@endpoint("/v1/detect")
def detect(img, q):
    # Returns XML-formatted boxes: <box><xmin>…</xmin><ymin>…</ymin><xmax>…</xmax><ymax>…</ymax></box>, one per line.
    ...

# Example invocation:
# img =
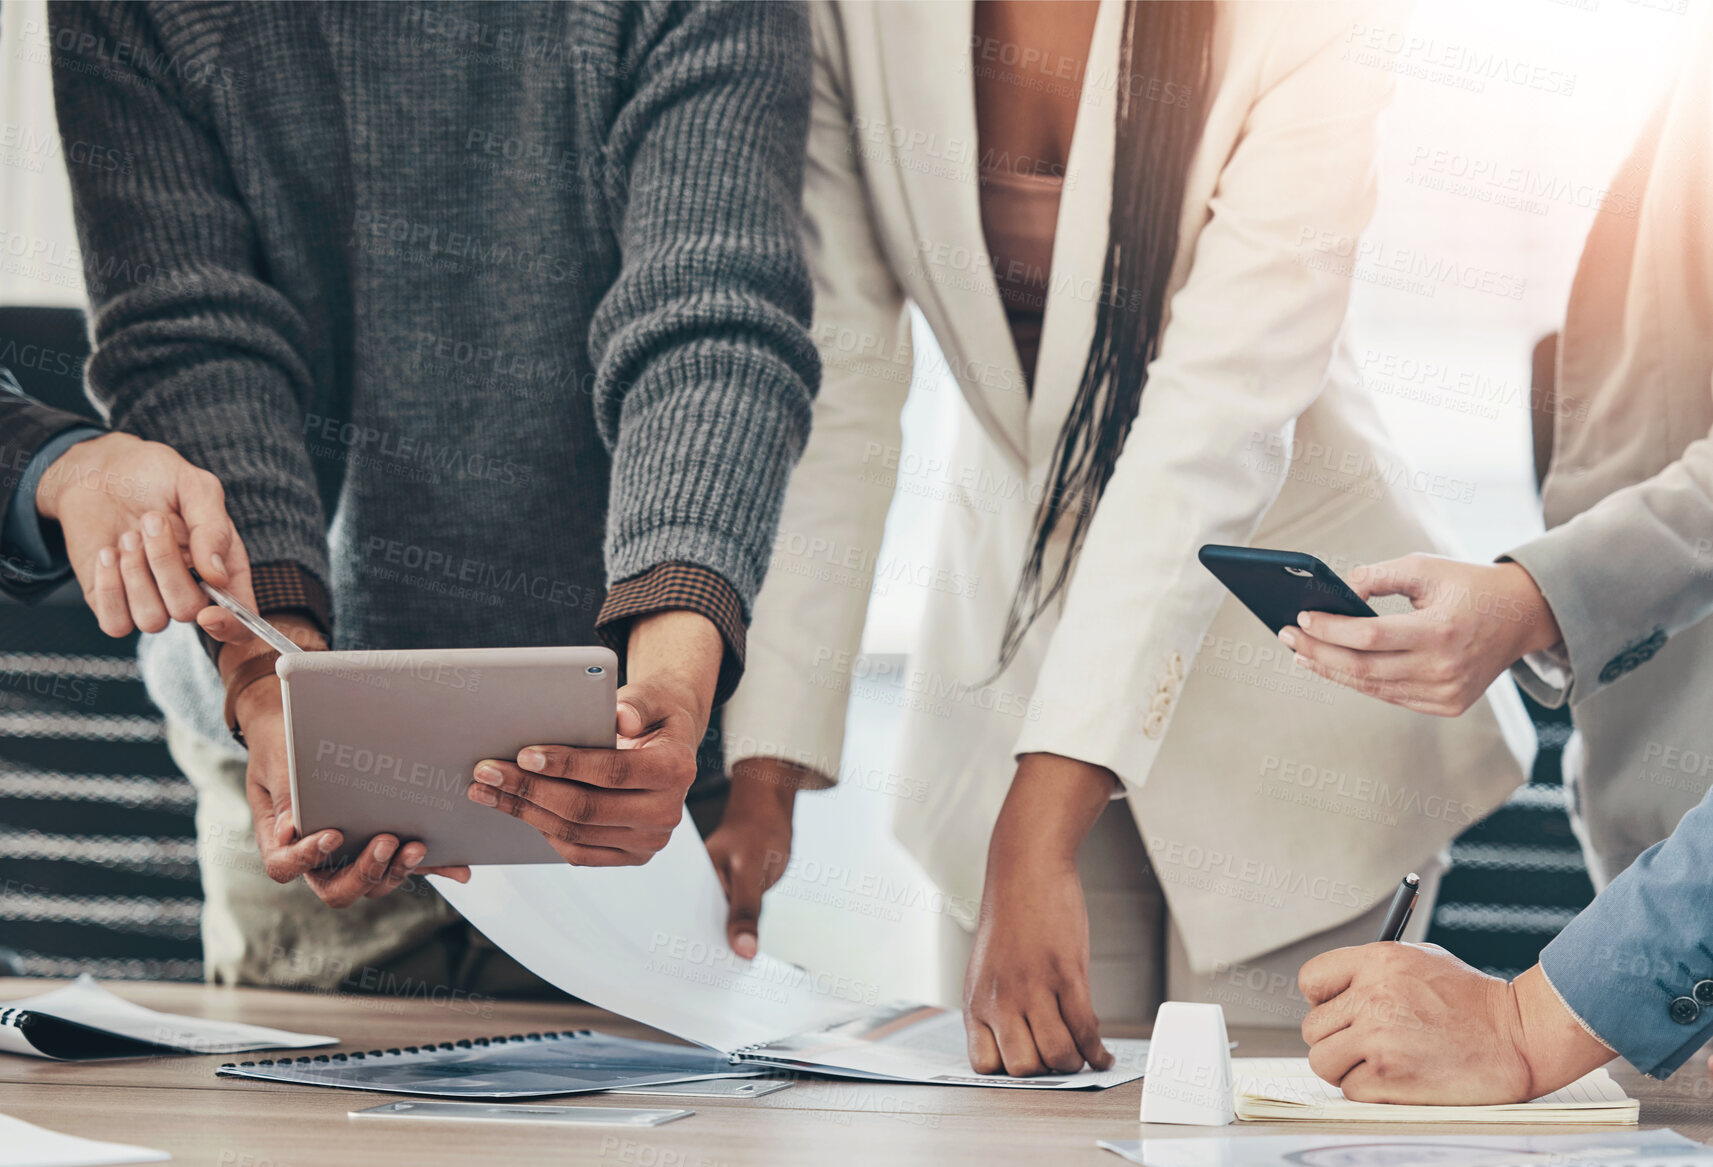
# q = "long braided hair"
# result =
<box><xmin>997</xmin><ymin>1</ymin><xmax>1215</xmax><ymax>669</ymax></box>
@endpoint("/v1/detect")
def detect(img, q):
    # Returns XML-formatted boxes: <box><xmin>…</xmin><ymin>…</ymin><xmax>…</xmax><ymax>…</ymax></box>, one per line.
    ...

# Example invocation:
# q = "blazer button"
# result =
<box><xmin>1669</xmin><ymin>996</ymin><xmax>1701</xmax><ymax>1025</ymax></box>
<box><xmin>1695</xmin><ymin>979</ymin><xmax>1713</xmax><ymax>1006</ymax></box>
<box><xmin>1142</xmin><ymin>711</ymin><xmax>1167</xmax><ymax>740</ymax></box>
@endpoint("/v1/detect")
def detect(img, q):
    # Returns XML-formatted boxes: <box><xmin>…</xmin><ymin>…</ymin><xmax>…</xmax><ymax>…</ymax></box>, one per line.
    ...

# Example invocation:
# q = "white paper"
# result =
<box><xmin>432</xmin><ymin>818</ymin><xmax>857</xmax><ymax>1053</ymax></box>
<box><xmin>0</xmin><ymin>976</ymin><xmax>334</xmax><ymax>1057</ymax></box>
<box><xmin>741</xmin><ymin>1003</ymin><xmax>1150</xmax><ymax>1088</ymax></box>
<box><xmin>432</xmin><ymin>820</ymin><xmax>1143</xmax><ymax>1087</ymax></box>
<box><xmin>1101</xmin><ymin>1130</ymin><xmax>1713</xmax><ymax>1167</ymax></box>
<box><xmin>0</xmin><ymin>1111</ymin><xmax>169</xmax><ymax>1167</ymax></box>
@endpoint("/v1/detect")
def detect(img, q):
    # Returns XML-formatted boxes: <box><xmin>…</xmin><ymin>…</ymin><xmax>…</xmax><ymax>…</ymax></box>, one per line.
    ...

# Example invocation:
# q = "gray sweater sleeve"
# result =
<box><xmin>590</xmin><ymin>1</ymin><xmax>820</xmax><ymax>607</ymax></box>
<box><xmin>48</xmin><ymin>1</ymin><xmax>331</xmax><ymax>590</ymax></box>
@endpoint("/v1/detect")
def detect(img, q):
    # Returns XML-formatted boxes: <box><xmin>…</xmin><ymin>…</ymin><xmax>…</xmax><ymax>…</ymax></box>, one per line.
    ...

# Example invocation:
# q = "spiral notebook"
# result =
<box><xmin>216</xmin><ymin>1029</ymin><xmax>764</xmax><ymax>1098</ymax></box>
<box><xmin>0</xmin><ymin>975</ymin><xmax>334</xmax><ymax>1060</ymax></box>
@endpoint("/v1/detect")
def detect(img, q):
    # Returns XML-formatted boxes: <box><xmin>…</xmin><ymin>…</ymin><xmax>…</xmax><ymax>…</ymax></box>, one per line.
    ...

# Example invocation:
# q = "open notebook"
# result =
<box><xmin>430</xmin><ymin>819</ymin><xmax>1149</xmax><ymax>1090</ymax></box>
<box><xmin>1233</xmin><ymin>1058</ymin><xmax>1639</xmax><ymax>1123</ymax></box>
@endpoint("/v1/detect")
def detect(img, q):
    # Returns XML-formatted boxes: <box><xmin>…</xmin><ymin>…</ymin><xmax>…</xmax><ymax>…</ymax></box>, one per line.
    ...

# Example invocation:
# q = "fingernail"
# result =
<box><xmin>518</xmin><ymin>748</ymin><xmax>546</xmax><ymax>771</ymax></box>
<box><xmin>211</xmin><ymin>552</ymin><xmax>226</xmax><ymax>575</ymax></box>
<box><xmin>1298</xmin><ymin>612</ymin><xmax>1314</xmax><ymax>631</ymax></box>
<box><xmin>473</xmin><ymin>762</ymin><xmax>503</xmax><ymax>785</ymax></box>
<box><xmin>98</xmin><ymin>548</ymin><xmax>116</xmax><ymax>567</ymax></box>
<box><xmin>1278</xmin><ymin>628</ymin><xmax>1298</xmax><ymax>650</ymax></box>
<box><xmin>142</xmin><ymin>512</ymin><xmax>163</xmax><ymax>537</ymax></box>
<box><xmin>734</xmin><ymin>933</ymin><xmax>758</xmax><ymax>959</ymax></box>
<box><xmin>403</xmin><ymin>847</ymin><xmax>425</xmax><ymax>869</ymax></box>
<box><xmin>374</xmin><ymin>838</ymin><xmax>397</xmax><ymax>863</ymax></box>
<box><xmin>469</xmin><ymin>784</ymin><xmax>498</xmax><ymax>806</ymax></box>
<box><xmin>120</xmin><ymin>531</ymin><xmax>140</xmax><ymax>552</ymax></box>
<box><xmin>1295</xmin><ymin>654</ymin><xmax>1311</xmax><ymax>669</ymax></box>
<box><xmin>318</xmin><ymin>832</ymin><xmax>340</xmax><ymax>853</ymax></box>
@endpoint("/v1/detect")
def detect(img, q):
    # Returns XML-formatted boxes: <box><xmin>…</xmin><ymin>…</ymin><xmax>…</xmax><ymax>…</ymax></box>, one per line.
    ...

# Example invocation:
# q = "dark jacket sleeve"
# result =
<box><xmin>590</xmin><ymin>0</ymin><xmax>820</xmax><ymax>612</ymax></box>
<box><xmin>0</xmin><ymin>388</ymin><xmax>96</xmax><ymax>600</ymax></box>
<box><xmin>47</xmin><ymin>1</ymin><xmax>331</xmax><ymax>593</ymax></box>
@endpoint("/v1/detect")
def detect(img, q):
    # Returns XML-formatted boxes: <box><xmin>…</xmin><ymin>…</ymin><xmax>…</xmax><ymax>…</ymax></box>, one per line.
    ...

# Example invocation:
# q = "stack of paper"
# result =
<box><xmin>1232</xmin><ymin>1057</ymin><xmax>1639</xmax><ymax>1123</ymax></box>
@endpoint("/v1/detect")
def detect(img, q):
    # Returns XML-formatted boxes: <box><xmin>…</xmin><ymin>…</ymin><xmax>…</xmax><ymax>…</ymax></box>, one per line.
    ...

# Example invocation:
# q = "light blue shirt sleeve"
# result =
<box><xmin>1539</xmin><ymin>781</ymin><xmax>1713</xmax><ymax>1078</ymax></box>
<box><xmin>0</xmin><ymin>427</ymin><xmax>103</xmax><ymax>582</ymax></box>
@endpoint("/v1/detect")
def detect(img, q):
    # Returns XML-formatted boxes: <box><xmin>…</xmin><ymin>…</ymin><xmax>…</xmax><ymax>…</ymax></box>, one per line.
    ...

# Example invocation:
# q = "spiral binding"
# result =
<box><xmin>218</xmin><ymin>1028</ymin><xmax>592</xmax><ymax>1069</ymax></box>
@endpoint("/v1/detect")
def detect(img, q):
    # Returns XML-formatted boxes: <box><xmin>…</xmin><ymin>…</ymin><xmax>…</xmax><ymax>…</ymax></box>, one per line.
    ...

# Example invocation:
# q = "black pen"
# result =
<box><xmin>1376</xmin><ymin>873</ymin><xmax>1420</xmax><ymax>942</ymax></box>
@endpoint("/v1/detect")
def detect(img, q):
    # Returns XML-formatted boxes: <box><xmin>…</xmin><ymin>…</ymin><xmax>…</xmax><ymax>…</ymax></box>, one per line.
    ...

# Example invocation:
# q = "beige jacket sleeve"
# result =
<box><xmin>722</xmin><ymin>3</ymin><xmax>911</xmax><ymax>784</ymax></box>
<box><xmin>1508</xmin><ymin>396</ymin><xmax>1713</xmax><ymax>708</ymax></box>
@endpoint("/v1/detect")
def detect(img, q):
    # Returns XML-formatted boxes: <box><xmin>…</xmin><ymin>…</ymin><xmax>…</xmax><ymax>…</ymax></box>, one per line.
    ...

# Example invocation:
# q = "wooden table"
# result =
<box><xmin>1</xmin><ymin>979</ymin><xmax>1708</xmax><ymax>1166</ymax></box>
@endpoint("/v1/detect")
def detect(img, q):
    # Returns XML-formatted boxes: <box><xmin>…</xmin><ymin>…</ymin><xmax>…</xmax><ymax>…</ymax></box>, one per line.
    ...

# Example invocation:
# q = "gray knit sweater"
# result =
<box><xmin>48</xmin><ymin>1</ymin><xmax>817</xmax><ymax>748</ymax></box>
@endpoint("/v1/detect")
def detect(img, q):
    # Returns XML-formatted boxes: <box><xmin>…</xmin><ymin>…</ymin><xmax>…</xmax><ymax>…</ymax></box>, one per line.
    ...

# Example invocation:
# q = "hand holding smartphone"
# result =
<box><xmin>1197</xmin><ymin>544</ymin><xmax>1376</xmax><ymax>634</ymax></box>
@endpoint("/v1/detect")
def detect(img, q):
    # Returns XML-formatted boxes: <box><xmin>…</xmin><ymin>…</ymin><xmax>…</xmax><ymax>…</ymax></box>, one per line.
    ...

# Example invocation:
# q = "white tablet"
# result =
<box><xmin>277</xmin><ymin>646</ymin><xmax>616</xmax><ymax>867</ymax></box>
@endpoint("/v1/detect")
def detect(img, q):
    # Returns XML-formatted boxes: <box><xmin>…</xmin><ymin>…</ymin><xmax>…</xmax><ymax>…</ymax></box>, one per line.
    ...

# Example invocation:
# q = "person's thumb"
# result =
<box><xmin>1351</xmin><ymin>555</ymin><xmax>1437</xmax><ymax>607</ymax></box>
<box><xmin>196</xmin><ymin>606</ymin><xmax>256</xmax><ymax>646</ymax></box>
<box><xmin>615</xmin><ymin>681</ymin><xmax>667</xmax><ymax>741</ymax></box>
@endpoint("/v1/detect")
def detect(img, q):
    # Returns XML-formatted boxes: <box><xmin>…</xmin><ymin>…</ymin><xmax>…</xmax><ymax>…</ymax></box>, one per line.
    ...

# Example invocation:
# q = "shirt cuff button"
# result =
<box><xmin>1669</xmin><ymin>996</ymin><xmax>1701</xmax><ymax>1025</ymax></box>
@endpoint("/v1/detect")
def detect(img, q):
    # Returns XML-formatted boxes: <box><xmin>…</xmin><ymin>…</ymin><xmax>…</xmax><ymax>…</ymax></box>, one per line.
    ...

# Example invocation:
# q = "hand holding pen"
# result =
<box><xmin>1377</xmin><ymin>872</ymin><xmax>1421</xmax><ymax>942</ymax></box>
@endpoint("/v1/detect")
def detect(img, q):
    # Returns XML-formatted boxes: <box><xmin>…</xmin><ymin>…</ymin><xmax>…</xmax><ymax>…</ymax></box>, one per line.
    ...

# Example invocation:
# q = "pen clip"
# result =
<box><xmin>197</xmin><ymin>578</ymin><xmax>304</xmax><ymax>657</ymax></box>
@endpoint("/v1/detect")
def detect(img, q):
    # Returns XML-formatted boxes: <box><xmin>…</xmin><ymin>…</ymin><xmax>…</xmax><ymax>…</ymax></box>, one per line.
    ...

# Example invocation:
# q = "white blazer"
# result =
<box><xmin>725</xmin><ymin>0</ymin><xmax>1532</xmax><ymax>970</ymax></box>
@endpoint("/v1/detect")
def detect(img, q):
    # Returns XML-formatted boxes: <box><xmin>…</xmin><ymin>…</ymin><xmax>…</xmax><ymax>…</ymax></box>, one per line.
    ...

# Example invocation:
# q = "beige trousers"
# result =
<box><xmin>168</xmin><ymin>720</ymin><xmax>560</xmax><ymax>998</ymax></box>
<box><xmin>941</xmin><ymin>802</ymin><xmax>1443</xmax><ymax>1027</ymax></box>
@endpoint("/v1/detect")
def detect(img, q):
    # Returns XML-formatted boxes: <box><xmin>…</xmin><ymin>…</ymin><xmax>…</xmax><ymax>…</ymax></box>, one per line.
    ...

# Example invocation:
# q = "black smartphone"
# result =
<box><xmin>1197</xmin><ymin>544</ymin><xmax>1376</xmax><ymax>635</ymax></box>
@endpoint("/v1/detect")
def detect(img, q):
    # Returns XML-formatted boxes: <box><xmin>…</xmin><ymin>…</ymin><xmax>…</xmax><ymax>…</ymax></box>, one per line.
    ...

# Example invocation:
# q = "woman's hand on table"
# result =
<box><xmin>964</xmin><ymin>752</ymin><xmax>1117</xmax><ymax>1077</ymax></box>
